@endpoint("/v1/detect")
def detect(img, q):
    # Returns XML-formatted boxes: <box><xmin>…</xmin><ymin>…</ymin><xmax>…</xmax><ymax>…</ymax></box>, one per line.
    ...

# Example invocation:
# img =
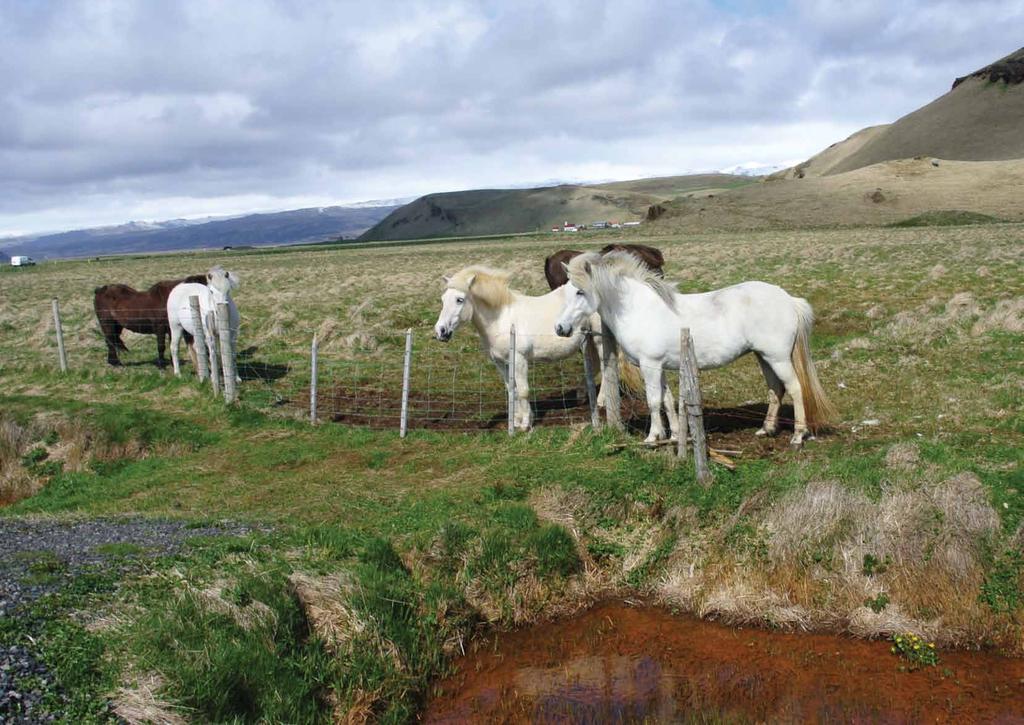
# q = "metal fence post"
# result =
<box><xmin>310</xmin><ymin>333</ymin><xmax>318</xmax><ymax>424</ymax></box>
<box><xmin>51</xmin><ymin>299</ymin><xmax>68</xmax><ymax>372</ymax></box>
<box><xmin>582</xmin><ymin>333</ymin><xmax>600</xmax><ymax>429</ymax></box>
<box><xmin>188</xmin><ymin>296</ymin><xmax>209</xmax><ymax>382</ymax></box>
<box><xmin>206</xmin><ymin>312</ymin><xmax>221</xmax><ymax>398</ymax></box>
<box><xmin>216</xmin><ymin>302</ymin><xmax>237</xmax><ymax>404</ymax></box>
<box><xmin>680</xmin><ymin>328</ymin><xmax>712</xmax><ymax>485</ymax></box>
<box><xmin>399</xmin><ymin>328</ymin><xmax>413</xmax><ymax>438</ymax></box>
<box><xmin>507</xmin><ymin>325</ymin><xmax>517</xmax><ymax>436</ymax></box>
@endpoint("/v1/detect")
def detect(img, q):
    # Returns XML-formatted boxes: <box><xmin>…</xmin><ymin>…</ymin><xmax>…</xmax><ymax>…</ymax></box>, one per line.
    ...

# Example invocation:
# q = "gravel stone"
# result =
<box><xmin>0</xmin><ymin>516</ymin><xmax>263</xmax><ymax>722</ymax></box>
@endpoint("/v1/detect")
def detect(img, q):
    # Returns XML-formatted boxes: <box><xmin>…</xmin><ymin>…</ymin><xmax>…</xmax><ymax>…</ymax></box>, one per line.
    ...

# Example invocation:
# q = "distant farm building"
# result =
<box><xmin>10</xmin><ymin>255</ymin><xmax>36</xmax><ymax>267</ymax></box>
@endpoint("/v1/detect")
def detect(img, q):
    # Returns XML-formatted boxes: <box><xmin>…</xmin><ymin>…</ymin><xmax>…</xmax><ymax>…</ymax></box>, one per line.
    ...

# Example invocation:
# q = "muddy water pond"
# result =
<box><xmin>425</xmin><ymin>602</ymin><xmax>1024</xmax><ymax>723</ymax></box>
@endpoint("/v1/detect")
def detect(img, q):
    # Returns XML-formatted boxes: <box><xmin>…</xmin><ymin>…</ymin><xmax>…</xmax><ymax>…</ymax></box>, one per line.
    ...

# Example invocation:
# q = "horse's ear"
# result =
<box><xmin>560</xmin><ymin>262</ymin><xmax>570</xmax><ymax>274</ymax></box>
<box><xmin>465</xmin><ymin>273</ymin><xmax>476</xmax><ymax>289</ymax></box>
<box><xmin>583</xmin><ymin>260</ymin><xmax>592</xmax><ymax>275</ymax></box>
<box><xmin>442</xmin><ymin>275</ymin><xmax>451</xmax><ymax>286</ymax></box>
<box><xmin>227</xmin><ymin>271</ymin><xmax>240</xmax><ymax>289</ymax></box>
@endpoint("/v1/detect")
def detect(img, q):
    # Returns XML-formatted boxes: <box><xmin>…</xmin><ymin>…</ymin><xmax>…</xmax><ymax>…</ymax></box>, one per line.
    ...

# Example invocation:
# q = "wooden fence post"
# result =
<box><xmin>216</xmin><ymin>302</ymin><xmax>237</xmax><ymax>404</ymax></box>
<box><xmin>51</xmin><ymin>299</ymin><xmax>68</xmax><ymax>372</ymax></box>
<box><xmin>188</xmin><ymin>296</ymin><xmax>209</xmax><ymax>382</ymax></box>
<box><xmin>677</xmin><ymin>330</ymin><xmax>689</xmax><ymax>460</ymax></box>
<box><xmin>310</xmin><ymin>333</ymin><xmax>318</xmax><ymax>424</ymax></box>
<box><xmin>399</xmin><ymin>328</ymin><xmax>413</xmax><ymax>438</ymax></box>
<box><xmin>582</xmin><ymin>333</ymin><xmax>600</xmax><ymax>430</ymax></box>
<box><xmin>599</xmin><ymin>322</ymin><xmax>623</xmax><ymax>430</ymax></box>
<box><xmin>679</xmin><ymin>328</ymin><xmax>712</xmax><ymax>485</ymax></box>
<box><xmin>507</xmin><ymin>325</ymin><xmax>517</xmax><ymax>436</ymax></box>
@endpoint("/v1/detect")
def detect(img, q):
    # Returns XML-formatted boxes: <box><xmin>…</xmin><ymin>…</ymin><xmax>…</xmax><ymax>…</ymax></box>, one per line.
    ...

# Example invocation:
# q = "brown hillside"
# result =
<box><xmin>825</xmin><ymin>47</ymin><xmax>1024</xmax><ymax>175</ymax></box>
<box><xmin>643</xmin><ymin>157</ymin><xmax>1024</xmax><ymax>232</ymax></box>
<box><xmin>769</xmin><ymin>125</ymin><xmax>890</xmax><ymax>180</ymax></box>
<box><xmin>774</xmin><ymin>47</ymin><xmax>1024</xmax><ymax>181</ymax></box>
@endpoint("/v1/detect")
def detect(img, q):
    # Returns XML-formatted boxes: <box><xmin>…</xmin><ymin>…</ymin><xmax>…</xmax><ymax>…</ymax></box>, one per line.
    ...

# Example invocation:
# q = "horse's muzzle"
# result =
<box><xmin>435</xmin><ymin>328</ymin><xmax>452</xmax><ymax>342</ymax></box>
<box><xmin>555</xmin><ymin>323</ymin><xmax>572</xmax><ymax>337</ymax></box>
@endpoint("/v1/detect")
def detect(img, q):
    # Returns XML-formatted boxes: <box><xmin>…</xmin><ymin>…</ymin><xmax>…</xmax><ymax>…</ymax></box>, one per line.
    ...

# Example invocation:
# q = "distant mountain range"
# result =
<box><xmin>0</xmin><ymin>204</ymin><xmax>401</xmax><ymax>260</ymax></box>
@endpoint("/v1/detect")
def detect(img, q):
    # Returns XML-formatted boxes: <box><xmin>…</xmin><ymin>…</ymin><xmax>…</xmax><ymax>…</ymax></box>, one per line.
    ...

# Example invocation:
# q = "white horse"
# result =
<box><xmin>554</xmin><ymin>252</ymin><xmax>836</xmax><ymax>446</ymax></box>
<box><xmin>434</xmin><ymin>266</ymin><xmax>617</xmax><ymax>431</ymax></box>
<box><xmin>167</xmin><ymin>266</ymin><xmax>241</xmax><ymax>379</ymax></box>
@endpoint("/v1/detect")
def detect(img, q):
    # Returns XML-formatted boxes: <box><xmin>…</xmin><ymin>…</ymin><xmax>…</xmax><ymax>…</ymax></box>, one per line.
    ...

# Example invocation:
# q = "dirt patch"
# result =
<box><xmin>424</xmin><ymin>601</ymin><xmax>1024</xmax><ymax>723</ymax></box>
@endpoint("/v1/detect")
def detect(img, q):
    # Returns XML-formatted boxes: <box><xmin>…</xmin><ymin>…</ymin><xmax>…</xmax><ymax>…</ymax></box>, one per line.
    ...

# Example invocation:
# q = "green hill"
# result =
<box><xmin>358</xmin><ymin>174</ymin><xmax>753</xmax><ymax>242</ymax></box>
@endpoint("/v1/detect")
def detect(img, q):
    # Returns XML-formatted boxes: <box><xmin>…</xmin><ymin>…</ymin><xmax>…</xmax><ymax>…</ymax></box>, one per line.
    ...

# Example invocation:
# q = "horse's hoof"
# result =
<box><xmin>789</xmin><ymin>433</ymin><xmax>806</xmax><ymax>448</ymax></box>
<box><xmin>756</xmin><ymin>427</ymin><xmax>777</xmax><ymax>437</ymax></box>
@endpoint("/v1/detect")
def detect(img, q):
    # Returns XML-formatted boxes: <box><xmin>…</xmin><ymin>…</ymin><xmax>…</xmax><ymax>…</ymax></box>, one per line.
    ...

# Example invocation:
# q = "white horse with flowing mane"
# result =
<box><xmin>554</xmin><ymin>252</ymin><xmax>836</xmax><ymax>446</ymax></box>
<box><xmin>434</xmin><ymin>266</ymin><xmax>607</xmax><ymax>430</ymax></box>
<box><xmin>167</xmin><ymin>266</ymin><xmax>241</xmax><ymax>379</ymax></box>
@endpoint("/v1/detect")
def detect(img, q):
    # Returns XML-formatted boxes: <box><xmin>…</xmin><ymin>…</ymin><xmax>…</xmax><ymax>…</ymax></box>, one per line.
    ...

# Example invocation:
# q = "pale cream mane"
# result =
<box><xmin>447</xmin><ymin>265</ymin><xmax>515</xmax><ymax>309</ymax></box>
<box><xmin>567</xmin><ymin>251</ymin><xmax>677</xmax><ymax>311</ymax></box>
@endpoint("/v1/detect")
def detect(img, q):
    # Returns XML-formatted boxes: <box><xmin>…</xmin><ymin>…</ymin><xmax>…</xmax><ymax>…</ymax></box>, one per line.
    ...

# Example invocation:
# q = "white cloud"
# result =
<box><xmin>0</xmin><ymin>0</ymin><xmax>1021</xmax><ymax>235</ymax></box>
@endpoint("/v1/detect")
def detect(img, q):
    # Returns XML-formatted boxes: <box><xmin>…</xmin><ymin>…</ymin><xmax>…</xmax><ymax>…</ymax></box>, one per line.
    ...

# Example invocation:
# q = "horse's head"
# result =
<box><xmin>434</xmin><ymin>275</ymin><xmax>474</xmax><ymax>342</ymax></box>
<box><xmin>555</xmin><ymin>254</ymin><xmax>600</xmax><ymax>337</ymax></box>
<box><xmin>207</xmin><ymin>266</ymin><xmax>240</xmax><ymax>302</ymax></box>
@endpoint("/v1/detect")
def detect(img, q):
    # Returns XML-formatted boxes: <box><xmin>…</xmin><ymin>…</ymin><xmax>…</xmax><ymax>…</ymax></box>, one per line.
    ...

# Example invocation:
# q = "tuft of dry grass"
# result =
<box><xmin>288</xmin><ymin>572</ymin><xmax>366</xmax><ymax>655</ymax></box>
<box><xmin>112</xmin><ymin>673</ymin><xmax>188</xmax><ymax>725</ymax></box>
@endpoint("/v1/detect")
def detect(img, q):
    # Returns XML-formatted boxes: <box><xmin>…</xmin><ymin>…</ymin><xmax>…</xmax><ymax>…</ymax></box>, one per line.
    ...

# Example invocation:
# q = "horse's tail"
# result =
<box><xmin>791</xmin><ymin>297</ymin><xmax>837</xmax><ymax>433</ymax></box>
<box><xmin>617</xmin><ymin>352</ymin><xmax>645</xmax><ymax>397</ymax></box>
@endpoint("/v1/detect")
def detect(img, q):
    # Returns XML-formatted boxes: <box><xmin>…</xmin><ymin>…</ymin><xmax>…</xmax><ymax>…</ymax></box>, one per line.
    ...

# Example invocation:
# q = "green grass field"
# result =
<box><xmin>1</xmin><ymin>223</ymin><xmax>1021</xmax><ymax>721</ymax></box>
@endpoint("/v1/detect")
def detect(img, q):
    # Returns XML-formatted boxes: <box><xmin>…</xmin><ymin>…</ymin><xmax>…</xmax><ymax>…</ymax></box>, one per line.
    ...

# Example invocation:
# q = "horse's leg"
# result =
<box><xmin>755</xmin><ymin>354</ymin><xmax>785</xmax><ymax>437</ymax></box>
<box><xmin>514</xmin><ymin>354</ymin><xmax>531</xmax><ymax>430</ymax></box>
<box><xmin>187</xmin><ymin>341</ymin><xmax>198</xmax><ymax>371</ymax></box>
<box><xmin>232</xmin><ymin>328</ymin><xmax>241</xmax><ymax>383</ymax></box>
<box><xmin>662</xmin><ymin>381</ymin><xmax>680</xmax><ymax>441</ymax></box>
<box><xmin>765</xmin><ymin>357</ymin><xmax>806</xmax><ymax>447</ymax></box>
<box><xmin>169</xmin><ymin>325</ymin><xmax>182</xmax><ymax>376</ymax></box>
<box><xmin>115</xmin><ymin>322</ymin><xmax>129</xmax><ymax>351</ymax></box>
<box><xmin>589</xmin><ymin>335</ymin><xmax>607</xmax><ymax>408</ymax></box>
<box><xmin>642</xmin><ymin>361</ymin><xmax>666</xmax><ymax>443</ymax></box>
<box><xmin>156</xmin><ymin>330</ymin><xmax>167</xmax><ymax>368</ymax></box>
<box><xmin>99</xmin><ymin>316</ymin><xmax>122</xmax><ymax>365</ymax></box>
<box><xmin>492</xmin><ymin>358</ymin><xmax>509</xmax><ymax>391</ymax></box>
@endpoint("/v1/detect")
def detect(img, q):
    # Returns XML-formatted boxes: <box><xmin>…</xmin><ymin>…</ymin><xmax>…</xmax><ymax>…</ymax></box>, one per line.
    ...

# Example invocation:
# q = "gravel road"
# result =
<box><xmin>0</xmin><ymin>516</ymin><xmax>260</xmax><ymax>723</ymax></box>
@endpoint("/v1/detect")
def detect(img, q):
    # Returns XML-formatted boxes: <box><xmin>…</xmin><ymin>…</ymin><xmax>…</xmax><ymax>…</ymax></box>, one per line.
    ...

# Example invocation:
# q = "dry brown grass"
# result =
<box><xmin>649</xmin><ymin>157</ymin><xmax>1024</xmax><ymax>231</ymax></box>
<box><xmin>112</xmin><ymin>673</ymin><xmax>188</xmax><ymax>725</ymax></box>
<box><xmin>656</xmin><ymin>472</ymin><xmax>1009</xmax><ymax>647</ymax></box>
<box><xmin>288</xmin><ymin>572</ymin><xmax>366</xmax><ymax>655</ymax></box>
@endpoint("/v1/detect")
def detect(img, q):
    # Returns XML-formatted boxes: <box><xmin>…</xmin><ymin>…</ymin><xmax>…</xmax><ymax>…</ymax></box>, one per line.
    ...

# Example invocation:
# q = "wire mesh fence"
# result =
<box><xmin>54</xmin><ymin>299</ymin><xmax>797</xmax><ymax>442</ymax></box>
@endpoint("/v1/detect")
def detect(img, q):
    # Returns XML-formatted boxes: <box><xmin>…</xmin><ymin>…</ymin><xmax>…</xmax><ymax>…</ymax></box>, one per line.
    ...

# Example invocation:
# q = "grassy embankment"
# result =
<box><xmin>0</xmin><ymin>223</ymin><xmax>1021</xmax><ymax>721</ymax></box>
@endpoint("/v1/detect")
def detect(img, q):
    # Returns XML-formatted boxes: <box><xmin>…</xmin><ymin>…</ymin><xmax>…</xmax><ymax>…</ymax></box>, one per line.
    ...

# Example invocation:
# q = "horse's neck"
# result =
<box><xmin>469</xmin><ymin>297</ymin><xmax>509</xmax><ymax>342</ymax></box>
<box><xmin>600</xmin><ymin>277</ymin><xmax>673</xmax><ymax>323</ymax></box>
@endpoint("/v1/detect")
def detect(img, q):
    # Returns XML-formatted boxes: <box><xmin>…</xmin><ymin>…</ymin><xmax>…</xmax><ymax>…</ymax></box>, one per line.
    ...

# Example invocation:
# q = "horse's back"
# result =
<box><xmin>544</xmin><ymin>250</ymin><xmax>581</xmax><ymax>290</ymax></box>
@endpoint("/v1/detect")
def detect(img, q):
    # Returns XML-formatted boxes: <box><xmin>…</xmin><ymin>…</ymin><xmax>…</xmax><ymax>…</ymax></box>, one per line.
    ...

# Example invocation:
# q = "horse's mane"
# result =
<box><xmin>447</xmin><ymin>265</ymin><xmax>514</xmax><ymax>309</ymax></box>
<box><xmin>567</xmin><ymin>251</ymin><xmax>677</xmax><ymax>311</ymax></box>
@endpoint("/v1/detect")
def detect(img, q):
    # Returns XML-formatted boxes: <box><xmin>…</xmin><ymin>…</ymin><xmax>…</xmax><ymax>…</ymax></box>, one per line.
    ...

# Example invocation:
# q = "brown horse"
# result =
<box><xmin>94</xmin><ymin>275</ymin><xmax>206</xmax><ymax>366</ymax></box>
<box><xmin>544</xmin><ymin>243</ymin><xmax>665</xmax><ymax>290</ymax></box>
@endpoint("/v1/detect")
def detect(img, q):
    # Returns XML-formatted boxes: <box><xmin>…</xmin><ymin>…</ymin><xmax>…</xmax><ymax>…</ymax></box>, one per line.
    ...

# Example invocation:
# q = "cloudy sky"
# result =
<box><xmin>1</xmin><ymin>0</ymin><xmax>1021</xmax><ymax>236</ymax></box>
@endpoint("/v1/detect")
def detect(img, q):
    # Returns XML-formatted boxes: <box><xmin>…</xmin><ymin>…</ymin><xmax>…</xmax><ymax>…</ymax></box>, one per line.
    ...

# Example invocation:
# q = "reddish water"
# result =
<box><xmin>424</xmin><ymin>602</ymin><xmax>1024</xmax><ymax>724</ymax></box>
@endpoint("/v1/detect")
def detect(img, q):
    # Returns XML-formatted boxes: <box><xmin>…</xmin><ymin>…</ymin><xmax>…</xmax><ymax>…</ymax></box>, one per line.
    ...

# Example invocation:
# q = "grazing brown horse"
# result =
<box><xmin>544</xmin><ymin>243</ymin><xmax>665</xmax><ymax>290</ymax></box>
<box><xmin>94</xmin><ymin>275</ymin><xmax>206</xmax><ymax>366</ymax></box>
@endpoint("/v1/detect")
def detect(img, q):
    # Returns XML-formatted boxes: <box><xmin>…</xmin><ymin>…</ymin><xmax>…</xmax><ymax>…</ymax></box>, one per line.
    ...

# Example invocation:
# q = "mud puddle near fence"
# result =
<box><xmin>424</xmin><ymin>601</ymin><xmax>1024</xmax><ymax>723</ymax></box>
